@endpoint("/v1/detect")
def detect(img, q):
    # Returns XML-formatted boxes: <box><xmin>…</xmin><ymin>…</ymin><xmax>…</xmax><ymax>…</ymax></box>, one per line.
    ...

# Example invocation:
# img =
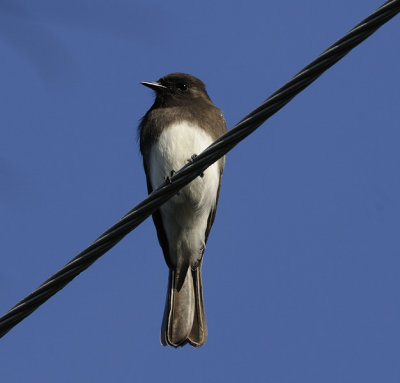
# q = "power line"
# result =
<box><xmin>1</xmin><ymin>0</ymin><xmax>399</xmax><ymax>338</ymax></box>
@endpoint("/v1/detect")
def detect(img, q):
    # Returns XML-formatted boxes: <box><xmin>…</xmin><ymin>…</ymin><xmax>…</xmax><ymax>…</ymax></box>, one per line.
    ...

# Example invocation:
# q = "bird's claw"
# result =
<box><xmin>165</xmin><ymin>170</ymin><xmax>180</xmax><ymax>195</ymax></box>
<box><xmin>165</xmin><ymin>170</ymin><xmax>175</xmax><ymax>184</ymax></box>
<box><xmin>187</xmin><ymin>154</ymin><xmax>204</xmax><ymax>178</ymax></box>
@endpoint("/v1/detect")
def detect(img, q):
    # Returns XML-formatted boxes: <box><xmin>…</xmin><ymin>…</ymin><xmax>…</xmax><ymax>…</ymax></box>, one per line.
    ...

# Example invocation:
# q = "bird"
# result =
<box><xmin>138</xmin><ymin>73</ymin><xmax>227</xmax><ymax>347</ymax></box>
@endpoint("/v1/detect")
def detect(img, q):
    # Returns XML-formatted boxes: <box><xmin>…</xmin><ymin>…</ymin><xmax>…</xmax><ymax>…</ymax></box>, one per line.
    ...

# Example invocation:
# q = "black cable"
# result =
<box><xmin>1</xmin><ymin>0</ymin><xmax>399</xmax><ymax>338</ymax></box>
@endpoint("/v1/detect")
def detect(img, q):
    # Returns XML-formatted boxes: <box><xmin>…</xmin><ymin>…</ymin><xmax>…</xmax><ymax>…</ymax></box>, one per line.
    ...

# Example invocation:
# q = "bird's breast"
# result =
<box><xmin>148</xmin><ymin>121</ymin><xmax>220</xmax><ymax>210</ymax></box>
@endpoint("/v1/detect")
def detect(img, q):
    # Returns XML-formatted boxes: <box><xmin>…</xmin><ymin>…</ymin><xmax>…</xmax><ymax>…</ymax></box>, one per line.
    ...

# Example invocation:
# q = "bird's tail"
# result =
<box><xmin>161</xmin><ymin>265</ymin><xmax>207</xmax><ymax>347</ymax></box>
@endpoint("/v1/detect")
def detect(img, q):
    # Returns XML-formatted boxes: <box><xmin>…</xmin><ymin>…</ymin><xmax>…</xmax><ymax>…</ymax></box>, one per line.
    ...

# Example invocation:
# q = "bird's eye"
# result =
<box><xmin>177</xmin><ymin>83</ymin><xmax>188</xmax><ymax>91</ymax></box>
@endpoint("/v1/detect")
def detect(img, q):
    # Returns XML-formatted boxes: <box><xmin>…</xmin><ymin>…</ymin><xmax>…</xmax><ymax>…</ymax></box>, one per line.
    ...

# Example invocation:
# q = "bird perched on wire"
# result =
<box><xmin>139</xmin><ymin>73</ymin><xmax>227</xmax><ymax>347</ymax></box>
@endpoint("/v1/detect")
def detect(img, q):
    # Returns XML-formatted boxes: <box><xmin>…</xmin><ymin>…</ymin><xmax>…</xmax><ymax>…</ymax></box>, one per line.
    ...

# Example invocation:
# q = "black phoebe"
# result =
<box><xmin>139</xmin><ymin>73</ymin><xmax>227</xmax><ymax>347</ymax></box>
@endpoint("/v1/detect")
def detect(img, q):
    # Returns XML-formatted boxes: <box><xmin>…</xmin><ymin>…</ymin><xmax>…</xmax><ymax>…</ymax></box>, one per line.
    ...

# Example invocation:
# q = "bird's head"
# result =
<box><xmin>141</xmin><ymin>73</ymin><xmax>210</xmax><ymax>106</ymax></box>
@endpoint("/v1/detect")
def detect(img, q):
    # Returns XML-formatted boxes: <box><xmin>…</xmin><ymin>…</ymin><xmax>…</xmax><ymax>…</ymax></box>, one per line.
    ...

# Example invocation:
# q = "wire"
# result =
<box><xmin>1</xmin><ymin>0</ymin><xmax>399</xmax><ymax>338</ymax></box>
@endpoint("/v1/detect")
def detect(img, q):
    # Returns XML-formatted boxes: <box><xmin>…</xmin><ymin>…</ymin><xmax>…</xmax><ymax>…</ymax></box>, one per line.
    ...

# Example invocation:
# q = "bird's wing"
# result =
<box><xmin>204</xmin><ymin>165</ymin><xmax>223</xmax><ymax>244</ymax></box>
<box><xmin>143</xmin><ymin>161</ymin><xmax>172</xmax><ymax>268</ymax></box>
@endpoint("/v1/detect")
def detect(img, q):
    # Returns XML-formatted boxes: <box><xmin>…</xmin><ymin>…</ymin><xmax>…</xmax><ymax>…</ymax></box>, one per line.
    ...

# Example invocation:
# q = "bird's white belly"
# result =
<box><xmin>149</xmin><ymin>122</ymin><xmax>220</xmax><ymax>266</ymax></box>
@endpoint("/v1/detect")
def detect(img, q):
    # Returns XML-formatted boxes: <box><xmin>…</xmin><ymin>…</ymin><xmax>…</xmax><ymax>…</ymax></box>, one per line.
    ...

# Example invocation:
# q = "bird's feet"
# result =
<box><xmin>165</xmin><ymin>170</ymin><xmax>180</xmax><ymax>195</ymax></box>
<box><xmin>187</xmin><ymin>154</ymin><xmax>204</xmax><ymax>178</ymax></box>
<box><xmin>165</xmin><ymin>170</ymin><xmax>175</xmax><ymax>184</ymax></box>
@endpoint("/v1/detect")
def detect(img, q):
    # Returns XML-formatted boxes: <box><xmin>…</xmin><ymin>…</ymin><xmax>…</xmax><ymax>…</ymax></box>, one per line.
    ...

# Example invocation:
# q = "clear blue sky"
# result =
<box><xmin>1</xmin><ymin>1</ymin><xmax>399</xmax><ymax>382</ymax></box>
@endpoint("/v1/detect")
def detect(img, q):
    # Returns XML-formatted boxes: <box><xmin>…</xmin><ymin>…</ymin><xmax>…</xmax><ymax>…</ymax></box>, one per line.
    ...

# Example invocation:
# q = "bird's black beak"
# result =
<box><xmin>141</xmin><ymin>81</ymin><xmax>167</xmax><ymax>91</ymax></box>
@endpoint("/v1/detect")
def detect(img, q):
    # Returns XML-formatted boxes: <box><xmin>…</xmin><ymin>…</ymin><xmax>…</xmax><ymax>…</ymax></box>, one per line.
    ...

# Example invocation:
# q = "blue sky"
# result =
<box><xmin>1</xmin><ymin>1</ymin><xmax>399</xmax><ymax>382</ymax></box>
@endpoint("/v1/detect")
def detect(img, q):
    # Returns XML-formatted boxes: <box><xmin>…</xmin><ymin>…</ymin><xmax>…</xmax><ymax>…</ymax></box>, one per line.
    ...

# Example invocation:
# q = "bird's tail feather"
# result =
<box><xmin>188</xmin><ymin>266</ymin><xmax>207</xmax><ymax>346</ymax></box>
<box><xmin>161</xmin><ymin>265</ymin><xmax>207</xmax><ymax>347</ymax></box>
